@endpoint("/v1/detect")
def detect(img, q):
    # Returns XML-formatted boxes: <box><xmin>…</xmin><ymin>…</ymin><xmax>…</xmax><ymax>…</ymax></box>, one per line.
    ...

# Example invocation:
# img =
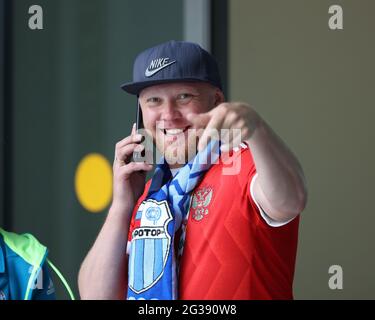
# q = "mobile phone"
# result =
<box><xmin>132</xmin><ymin>101</ymin><xmax>144</xmax><ymax>162</ymax></box>
<box><xmin>136</xmin><ymin>100</ymin><xmax>144</xmax><ymax>131</ymax></box>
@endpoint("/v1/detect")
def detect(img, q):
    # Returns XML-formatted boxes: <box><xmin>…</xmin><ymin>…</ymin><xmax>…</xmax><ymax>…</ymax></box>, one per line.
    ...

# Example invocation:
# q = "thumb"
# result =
<box><xmin>186</xmin><ymin>112</ymin><xmax>211</xmax><ymax>128</ymax></box>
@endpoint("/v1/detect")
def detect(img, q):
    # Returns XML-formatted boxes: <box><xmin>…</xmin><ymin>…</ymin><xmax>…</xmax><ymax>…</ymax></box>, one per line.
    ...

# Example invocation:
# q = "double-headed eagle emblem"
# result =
<box><xmin>191</xmin><ymin>186</ymin><xmax>213</xmax><ymax>221</ymax></box>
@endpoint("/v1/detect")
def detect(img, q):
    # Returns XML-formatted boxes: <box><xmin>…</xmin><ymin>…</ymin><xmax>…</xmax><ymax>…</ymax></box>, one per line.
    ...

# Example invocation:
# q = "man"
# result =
<box><xmin>78</xmin><ymin>40</ymin><xmax>307</xmax><ymax>300</ymax></box>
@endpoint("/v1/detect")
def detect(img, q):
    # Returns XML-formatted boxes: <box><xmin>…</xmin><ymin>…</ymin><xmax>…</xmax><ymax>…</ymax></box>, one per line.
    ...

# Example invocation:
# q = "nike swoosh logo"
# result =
<box><xmin>145</xmin><ymin>60</ymin><xmax>176</xmax><ymax>77</ymax></box>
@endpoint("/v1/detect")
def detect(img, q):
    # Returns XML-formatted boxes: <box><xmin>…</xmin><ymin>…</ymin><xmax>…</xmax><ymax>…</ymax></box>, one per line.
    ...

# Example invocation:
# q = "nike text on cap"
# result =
<box><xmin>121</xmin><ymin>40</ymin><xmax>222</xmax><ymax>95</ymax></box>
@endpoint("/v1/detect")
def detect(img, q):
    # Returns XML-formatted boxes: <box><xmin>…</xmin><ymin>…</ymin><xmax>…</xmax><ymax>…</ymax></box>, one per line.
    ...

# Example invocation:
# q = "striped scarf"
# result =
<box><xmin>127</xmin><ymin>139</ymin><xmax>220</xmax><ymax>300</ymax></box>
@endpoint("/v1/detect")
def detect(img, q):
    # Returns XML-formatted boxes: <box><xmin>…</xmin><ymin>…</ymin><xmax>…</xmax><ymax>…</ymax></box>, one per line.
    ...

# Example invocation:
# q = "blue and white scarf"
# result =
<box><xmin>127</xmin><ymin>139</ymin><xmax>221</xmax><ymax>300</ymax></box>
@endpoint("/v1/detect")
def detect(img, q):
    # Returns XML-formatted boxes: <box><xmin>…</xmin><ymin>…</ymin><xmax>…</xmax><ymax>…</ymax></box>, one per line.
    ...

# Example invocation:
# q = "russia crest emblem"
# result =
<box><xmin>191</xmin><ymin>186</ymin><xmax>213</xmax><ymax>221</ymax></box>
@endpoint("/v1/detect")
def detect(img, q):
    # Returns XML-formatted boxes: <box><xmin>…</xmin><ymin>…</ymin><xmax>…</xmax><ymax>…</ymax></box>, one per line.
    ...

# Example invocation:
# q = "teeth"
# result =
<box><xmin>165</xmin><ymin>128</ymin><xmax>184</xmax><ymax>135</ymax></box>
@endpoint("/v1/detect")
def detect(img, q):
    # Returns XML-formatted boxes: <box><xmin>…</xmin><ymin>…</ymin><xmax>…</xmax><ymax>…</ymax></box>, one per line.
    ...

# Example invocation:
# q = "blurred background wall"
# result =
<box><xmin>0</xmin><ymin>0</ymin><xmax>4</xmax><ymax>228</ymax></box>
<box><xmin>1</xmin><ymin>0</ymin><xmax>374</xmax><ymax>299</ymax></box>
<box><xmin>229</xmin><ymin>0</ymin><xmax>375</xmax><ymax>299</ymax></box>
<box><xmin>3</xmin><ymin>0</ymin><xmax>187</xmax><ymax>298</ymax></box>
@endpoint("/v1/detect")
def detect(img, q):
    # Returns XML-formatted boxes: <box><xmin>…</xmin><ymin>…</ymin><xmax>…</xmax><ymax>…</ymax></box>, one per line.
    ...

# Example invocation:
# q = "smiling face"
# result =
<box><xmin>139</xmin><ymin>82</ymin><xmax>224</xmax><ymax>168</ymax></box>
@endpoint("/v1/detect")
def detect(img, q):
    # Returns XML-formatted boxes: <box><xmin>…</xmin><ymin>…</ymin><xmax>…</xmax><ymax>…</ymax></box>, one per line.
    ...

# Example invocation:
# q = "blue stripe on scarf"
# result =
<box><xmin>153</xmin><ymin>239</ymin><xmax>163</xmax><ymax>279</ymax></box>
<box><xmin>133</xmin><ymin>240</ymin><xmax>144</xmax><ymax>292</ymax></box>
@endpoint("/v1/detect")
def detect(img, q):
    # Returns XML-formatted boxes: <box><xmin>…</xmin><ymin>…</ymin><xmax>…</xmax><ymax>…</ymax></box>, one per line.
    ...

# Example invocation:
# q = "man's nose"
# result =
<box><xmin>161</xmin><ymin>100</ymin><xmax>181</xmax><ymax>121</ymax></box>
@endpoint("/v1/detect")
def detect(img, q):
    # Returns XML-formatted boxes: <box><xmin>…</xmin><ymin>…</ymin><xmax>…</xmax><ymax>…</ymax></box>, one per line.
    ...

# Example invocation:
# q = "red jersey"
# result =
<box><xmin>128</xmin><ymin>144</ymin><xmax>299</xmax><ymax>300</ymax></box>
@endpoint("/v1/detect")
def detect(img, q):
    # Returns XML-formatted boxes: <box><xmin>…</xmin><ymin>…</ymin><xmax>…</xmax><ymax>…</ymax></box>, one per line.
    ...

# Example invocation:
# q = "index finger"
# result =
<box><xmin>197</xmin><ymin>113</ymin><xmax>225</xmax><ymax>152</ymax></box>
<box><xmin>186</xmin><ymin>112</ymin><xmax>211</xmax><ymax>129</ymax></box>
<box><xmin>116</xmin><ymin>129</ymin><xmax>142</xmax><ymax>149</ymax></box>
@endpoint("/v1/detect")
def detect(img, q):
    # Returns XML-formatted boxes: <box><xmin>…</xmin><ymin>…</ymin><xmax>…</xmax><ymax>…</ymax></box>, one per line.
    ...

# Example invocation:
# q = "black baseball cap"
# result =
<box><xmin>121</xmin><ymin>40</ymin><xmax>222</xmax><ymax>95</ymax></box>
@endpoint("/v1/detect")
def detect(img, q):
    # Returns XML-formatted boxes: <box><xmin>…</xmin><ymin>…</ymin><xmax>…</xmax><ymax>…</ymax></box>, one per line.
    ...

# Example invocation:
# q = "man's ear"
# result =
<box><xmin>213</xmin><ymin>89</ymin><xmax>225</xmax><ymax>106</ymax></box>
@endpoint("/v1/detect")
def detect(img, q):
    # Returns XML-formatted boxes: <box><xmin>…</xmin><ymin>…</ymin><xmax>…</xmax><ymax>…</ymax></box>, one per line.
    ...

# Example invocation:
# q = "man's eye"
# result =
<box><xmin>177</xmin><ymin>93</ymin><xmax>193</xmax><ymax>100</ymax></box>
<box><xmin>147</xmin><ymin>97</ymin><xmax>160</xmax><ymax>104</ymax></box>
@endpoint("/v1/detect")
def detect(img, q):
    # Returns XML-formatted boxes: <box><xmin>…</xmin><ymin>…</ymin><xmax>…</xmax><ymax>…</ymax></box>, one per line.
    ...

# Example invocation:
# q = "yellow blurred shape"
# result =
<box><xmin>75</xmin><ymin>153</ymin><xmax>112</xmax><ymax>213</ymax></box>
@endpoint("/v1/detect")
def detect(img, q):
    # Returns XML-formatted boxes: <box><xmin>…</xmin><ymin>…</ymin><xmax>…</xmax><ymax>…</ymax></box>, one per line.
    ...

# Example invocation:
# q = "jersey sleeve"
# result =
<box><xmin>32</xmin><ymin>262</ymin><xmax>56</xmax><ymax>300</ymax></box>
<box><xmin>236</xmin><ymin>143</ymin><xmax>298</xmax><ymax>228</ymax></box>
<box><xmin>249</xmin><ymin>173</ymin><xmax>298</xmax><ymax>227</ymax></box>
